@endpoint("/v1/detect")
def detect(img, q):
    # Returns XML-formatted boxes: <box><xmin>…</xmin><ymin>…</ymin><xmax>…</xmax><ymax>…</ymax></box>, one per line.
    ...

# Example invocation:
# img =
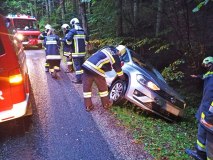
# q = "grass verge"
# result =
<box><xmin>111</xmin><ymin>102</ymin><xmax>198</xmax><ymax>160</ymax></box>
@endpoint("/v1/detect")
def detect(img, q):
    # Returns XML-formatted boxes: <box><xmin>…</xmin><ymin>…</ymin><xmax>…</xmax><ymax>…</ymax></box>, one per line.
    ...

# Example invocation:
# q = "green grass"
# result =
<box><xmin>110</xmin><ymin>103</ymin><xmax>198</xmax><ymax>160</ymax></box>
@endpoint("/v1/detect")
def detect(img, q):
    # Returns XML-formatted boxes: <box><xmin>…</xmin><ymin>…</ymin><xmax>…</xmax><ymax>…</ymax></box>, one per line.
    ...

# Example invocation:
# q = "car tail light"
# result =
<box><xmin>9</xmin><ymin>68</ymin><xmax>26</xmax><ymax>104</ymax></box>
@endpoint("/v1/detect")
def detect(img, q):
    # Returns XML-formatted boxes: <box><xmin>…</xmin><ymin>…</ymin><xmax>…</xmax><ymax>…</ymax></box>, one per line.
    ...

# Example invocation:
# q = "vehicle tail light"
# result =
<box><xmin>9</xmin><ymin>74</ymin><xmax>23</xmax><ymax>84</ymax></box>
<box><xmin>9</xmin><ymin>69</ymin><xmax>26</xmax><ymax>104</ymax></box>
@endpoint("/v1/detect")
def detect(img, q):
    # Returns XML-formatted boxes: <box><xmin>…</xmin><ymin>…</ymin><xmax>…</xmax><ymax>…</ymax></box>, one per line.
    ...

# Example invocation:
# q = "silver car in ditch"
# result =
<box><xmin>106</xmin><ymin>48</ymin><xmax>186</xmax><ymax>121</ymax></box>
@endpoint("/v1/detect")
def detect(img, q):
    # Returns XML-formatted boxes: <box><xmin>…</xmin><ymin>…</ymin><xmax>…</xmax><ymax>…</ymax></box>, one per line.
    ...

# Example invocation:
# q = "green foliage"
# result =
<box><xmin>88</xmin><ymin>0</ymin><xmax>116</xmax><ymax>39</ymax></box>
<box><xmin>111</xmin><ymin>103</ymin><xmax>197</xmax><ymax>160</ymax></box>
<box><xmin>162</xmin><ymin>59</ymin><xmax>185</xmax><ymax>83</ymax></box>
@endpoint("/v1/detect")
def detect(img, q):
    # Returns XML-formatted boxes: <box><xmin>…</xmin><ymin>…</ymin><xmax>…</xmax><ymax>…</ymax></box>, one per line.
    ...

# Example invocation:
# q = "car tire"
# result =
<box><xmin>109</xmin><ymin>79</ymin><xmax>128</xmax><ymax>105</ymax></box>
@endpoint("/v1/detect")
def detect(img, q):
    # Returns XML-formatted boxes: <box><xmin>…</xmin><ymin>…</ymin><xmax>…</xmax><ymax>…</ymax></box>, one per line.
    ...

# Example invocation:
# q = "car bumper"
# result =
<box><xmin>0</xmin><ymin>94</ymin><xmax>30</xmax><ymax>122</ymax></box>
<box><xmin>125</xmin><ymin>78</ymin><xmax>184</xmax><ymax>119</ymax></box>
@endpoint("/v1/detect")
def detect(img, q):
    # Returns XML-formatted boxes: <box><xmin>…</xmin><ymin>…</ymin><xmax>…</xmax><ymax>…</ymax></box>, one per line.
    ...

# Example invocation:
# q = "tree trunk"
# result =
<box><xmin>155</xmin><ymin>0</ymin><xmax>162</xmax><ymax>37</ymax></box>
<box><xmin>73</xmin><ymin>0</ymin><xmax>78</xmax><ymax>16</ymax></box>
<box><xmin>79</xmin><ymin>1</ymin><xmax>89</xmax><ymax>38</ymax></box>
<box><xmin>115</xmin><ymin>0</ymin><xmax>123</xmax><ymax>36</ymax></box>
<box><xmin>48</xmin><ymin>0</ymin><xmax>52</xmax><ymax>15</ymax></box>
<box><xmin>60</xmin><ymin>0</ymin><xmax>65</xmax><ymax>22</ymax></box>
<box><xmin>33</xmin><ymin>0</ymin><xmax>37</xmax><ymax>18</ymax></box>
<box><xmin>45</xmin><ymin>0</ymin><xmax>50</xmax><ymax>23</ymax></box>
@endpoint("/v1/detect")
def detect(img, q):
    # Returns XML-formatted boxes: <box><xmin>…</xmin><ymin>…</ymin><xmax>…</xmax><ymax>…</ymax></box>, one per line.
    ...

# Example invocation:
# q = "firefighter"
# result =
<box><xmin>200</xmin><ymin>101</ymin><xmax>213</xmax><ymax>160</ymax></box>
<box><xmin>64</xmin><ymin>18</ymin><xmax>86</xmax><ymax>84</ymax></box>
<box><xmin>38</xmin><ymin>24</ymin><xmax>52</xmax><ymax>72</ymax></box>
<box><xmin>61</xmin><ymin>23</ymin><xmax>74</xmax><ymax>73</ymax></box>
<box><xmin>38</xmin><ymin>24</ymin><xmax>52</xmax><ymax>40</ymax></box>
<box><xmin>43</xmin><ymin>29</ymin><xmax>61</xmax><ymax>78</ymax></box>
<box><xmin>186</xmin><ymin>56</ymin><xmax>213</xmax><ymax>160</ymax></box>
<box><xmin>82</xmin><ymin>45</ymin><xmax>126</xmax><ymax>112</ymax></box>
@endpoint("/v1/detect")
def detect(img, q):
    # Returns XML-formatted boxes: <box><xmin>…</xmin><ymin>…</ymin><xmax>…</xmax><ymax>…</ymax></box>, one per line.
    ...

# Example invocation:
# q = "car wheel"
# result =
<box><xmin>109</xmin><ymin>79</ymin><xmax>128</xmax><ymax>105</ymax></box>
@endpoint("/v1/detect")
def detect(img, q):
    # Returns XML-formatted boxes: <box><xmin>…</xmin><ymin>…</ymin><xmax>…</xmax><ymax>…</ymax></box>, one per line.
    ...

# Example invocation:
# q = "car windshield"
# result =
<box><xmin>127</xmin><ymin>49</ymin><xmax>166</xmax><ymax>82</ymax></box>
<box><xmin>14</xmin><ymin>19</ymin><xmax>38</xmax><ymax>31</ymax></box>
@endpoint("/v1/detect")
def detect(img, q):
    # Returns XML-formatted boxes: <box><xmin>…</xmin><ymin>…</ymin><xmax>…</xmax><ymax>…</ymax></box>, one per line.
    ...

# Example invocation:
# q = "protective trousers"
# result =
<box><xmin>82</xmin><ymin>69</ymin><xmax>111</xmax><ymax>109</ymax></box>
<box><xmin>73</xmin><ymin>57</ymin><xmax>84</xmax><ymax>81</ymax></box>
<box><xmin>206</xmin><ymin>132</ymin><xmax>213</xmax><ymax>160</ymax></box>
<box><xmin>64</xmin><ymin>52</ymin><xmax>73</xmax><ymax>71</ymax></box>
<box><xmin>197</xmin><ymin>123</ymin><xmax>207</xmax><ymax>152</ymax></box>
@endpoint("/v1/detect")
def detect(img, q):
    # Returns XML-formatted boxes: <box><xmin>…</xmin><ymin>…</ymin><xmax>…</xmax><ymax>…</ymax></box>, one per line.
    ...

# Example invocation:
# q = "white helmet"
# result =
<box><xmin>116</xmin><ymin>45</ymin><xmax>126</xmax><ymax>56</ymax></box>
<box><xmin>45</xmin><ymin>24</ymin><xmax>52</xmax><ymax>30</ymax></box>
<box><xmin>61</xmin><ymin>24</ymin><xmax>70</xmax><ymax>30</ymax></box>
<box><xmin>70</xmin><ymin>18</ymin><xmax>80</xmax><ymax>27</ymax></box>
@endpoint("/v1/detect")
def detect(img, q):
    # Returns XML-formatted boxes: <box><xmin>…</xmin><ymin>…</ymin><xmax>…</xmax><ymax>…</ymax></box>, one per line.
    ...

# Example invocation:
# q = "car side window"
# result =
<box><xmin>0</xmin><ymin>38</ymin><xmax>5</xmax><ymax>55</ymax></box>
<box><xmin>121</xmin><ymin>52</ymin><xmax>129</xmax><ymax>62</ymax></box>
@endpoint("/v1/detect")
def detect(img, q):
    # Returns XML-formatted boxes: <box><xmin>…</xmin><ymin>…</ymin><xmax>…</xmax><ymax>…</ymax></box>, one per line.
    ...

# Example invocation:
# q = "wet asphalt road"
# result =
<box><xmin>0</xmin><ymin>49</ymin><xmax>115</xmax><ymax>160</ymax></box>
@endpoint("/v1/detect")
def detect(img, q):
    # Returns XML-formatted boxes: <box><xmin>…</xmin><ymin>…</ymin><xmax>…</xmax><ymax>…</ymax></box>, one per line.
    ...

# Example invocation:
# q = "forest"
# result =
<box><xmin>0</xmin><ymin>0</ymin><xmax>213</xmax><ymax>159</ymax></box>
<box><xmin>1</xmin><ymin>0</ymin><xmax>212</xmax><ymax>90</ymax></box>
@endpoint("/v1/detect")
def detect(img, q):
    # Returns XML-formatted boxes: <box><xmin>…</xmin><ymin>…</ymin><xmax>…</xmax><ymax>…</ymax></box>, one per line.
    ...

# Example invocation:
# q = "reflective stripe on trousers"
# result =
<box><xmin>73</xmin><ymin>57</ymin><xmax>84</xmax><ymax>81</ymax></box>
<box><xmin>82</xmin><ymin>69</ymin><xmax>110</xmax><ymax>108</ymax></box>
<box><xmin>197</xmin><ymin>123</ymin><xmax>206</xmax><ymax>152</ymax></box>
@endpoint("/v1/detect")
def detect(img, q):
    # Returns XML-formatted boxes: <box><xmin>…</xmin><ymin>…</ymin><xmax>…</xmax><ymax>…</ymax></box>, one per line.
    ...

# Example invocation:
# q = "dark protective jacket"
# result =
<box><xmin>201</xmin><ymin>101</ymin><xmax>213</xmax><ymax>134</ymax></box>
<box><xmin>65</xmin><ymin>24</ymin><xmax>86</xmax><ymax>57</ymax></box>
<box><xmin>82</xmin><ymin>46</ymin><xmax>124</xmax><ymax>78</ymax></box>
<box><xmin>43</xmin><ymin>34</ymin><xmax>60</xmax><ymax>56</ymax></box>
<box><xmin>61</xmin><ymin>29</ymin><xmax>72</xmax><ymax>53</ymax></box>
<box><xmin>196</xmin><ymin>71</ymin><xmax>213</xmax><ymax>120</ymax></box>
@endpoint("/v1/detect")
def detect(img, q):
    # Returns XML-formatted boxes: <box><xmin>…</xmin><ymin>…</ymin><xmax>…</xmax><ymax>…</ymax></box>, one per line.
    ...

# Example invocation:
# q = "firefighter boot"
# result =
<box><xmin>103</xmin><ymin>99</ymin><xmax>113</xmax><ymax>110</ymax></box>
<box><xmin>64</xmin><ymin>65</ymin><xmax>73</xmax><ymax>73</ymax></box>
<box><xmin>50</xmin><ymin>70</ymin><xmax>57</xmax><ymax>79</ymax></box>
<box><xmin>85</xmin><ymin>105</ymin><xmax>94</xmax><ymax>112</ymax></box>
<box><xmin>185</xmin><ymin>149</ymin><xmax>207</xmax><ymax>160</ymax></box>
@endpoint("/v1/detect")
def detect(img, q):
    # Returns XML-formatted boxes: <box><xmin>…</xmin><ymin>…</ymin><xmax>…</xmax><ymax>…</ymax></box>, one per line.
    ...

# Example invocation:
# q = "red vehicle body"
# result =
<box><xmin>6</xmin><ymin>14</ymin><xmax>42</xmax><ymax>49</ymax></box>
<box><xmin>0</xmin><ymin>14</ymin><xmax>32</xmax><ymax>122</ymax></box>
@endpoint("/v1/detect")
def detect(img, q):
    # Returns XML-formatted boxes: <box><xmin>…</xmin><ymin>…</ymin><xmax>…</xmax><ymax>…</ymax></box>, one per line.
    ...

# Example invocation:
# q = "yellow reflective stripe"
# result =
<box><xmin>97</xmin><ymin>59</ymin><xmax>110</xmax><ymax>68</ymax></box>
<box><xmin>64</xmin><ymin>52</ymin><xmax>71</xmax><ymax>56</ymax></box>
<box><xmin>102</xmin><ymin>49</ymin><xmax>115</xmax><ymax>64</ymax></box>
<box><xmin>207</xmin><ymin>157</ymin><xmax>211</xmax><ymax>160</ymax></box>
<box><xmin>67</xmin><ymin>62</ymin><xmax>73</xmax><ymax>65</ymax></box>
<box><xmin>197</xmin><ymin>140</ymin><xmax>206</xmax><ymax>149</ymax></box>
<box><xmin>76</xmin><ymin>70</ymin><xmax>83</xmax><ymax>75</ymax></box>
<box><xmin>72</xmin><ymin>52</ymin><xmax>86</xmax><ymax>57</ymax></box>
<box><xmin>49</xmin><ymin>69</ymin><xmax>54</xmax><ymax>72</ymax></box>
<box><xmin>84</xmin><ymin>61</ymin><xmax>105</xmax><ymax>77</ymax></box>
<box><xmin>203</xmin><ymin>71</ymin><xmax>213</xmax><ymax>78</ymax></box>
<box><xmin>201</xmin><ymin>112</ymin><xmax>205</xmax><ymax>119</ymax></box>
<box><xmin>66</xmin><ymin>39</ymin><xmax>72</xmax><ymax>45</ymax></box>
<box><xmin>209</xmin><ymin>105</ymin><xmax>213</xmax><ymax>113</ymax></box>
<box><xmin>99</xmin><ymin>91</ymin><xmax>108</xmax><ymax>97</ymax></box>
<box><xmin>46</xmin><ymin>41</ymin><xmax>57</xmax><ymax>45</ymax></box>
<box><xmin>83</xmin><ymin>92</ymin><xmax>92</xmax><ymax>98</ymax></box>
<box><xmin>54</xmin><ymin>66</ymin><xmax>60</xmax><ymax>70</ymax></box>
<box><xmin>45</xmin><ymin>63</ymin><xmax>49</xmax><ymax>67</ymax></box>
<box><xmin>74</xmin><ymin>35</ymin><xmax>86</xmax><ymax>38</ymax></box>
<box><xmin>117</xmin><ymin>71</ymin><xmax>123</xmax><ymax>76</ymax></box>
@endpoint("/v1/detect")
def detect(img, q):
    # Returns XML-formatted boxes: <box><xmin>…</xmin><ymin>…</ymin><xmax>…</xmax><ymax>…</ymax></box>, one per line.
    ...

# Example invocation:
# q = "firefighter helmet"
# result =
<box><xmin>45</xmin><ymin>24</ymin><xmax>52</xmax><ymax>30</ymax></box>
<box><xmin>202</xmin><ymin>56</ymin><xmax>213</xmax><ymax>69</ymax></box>
<box><xmin>61</xmin><ymin>24</ymin><xmax>70</xmax><ymax>30</ymax></box>
<box><xmin>203</xmin><ymin>56</ymin><xmax>213</xmax><ymax>65</ymax></box>
<box><xmin>70</xmin><ymin>18</ymin><xmax>80</xmax><ymax>27</ymax></box>
<box><xmin>116</xmin><ymin>45</ymin><xmax>126</xmax><ymax>56</ymax></box>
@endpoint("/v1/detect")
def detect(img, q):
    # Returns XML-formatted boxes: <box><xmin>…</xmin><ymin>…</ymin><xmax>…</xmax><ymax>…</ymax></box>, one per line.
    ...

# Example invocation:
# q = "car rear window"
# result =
<box><xmin>0</xmin><ymin>38</ymin><xmax>5</xmax><ymax>55</ymax></box>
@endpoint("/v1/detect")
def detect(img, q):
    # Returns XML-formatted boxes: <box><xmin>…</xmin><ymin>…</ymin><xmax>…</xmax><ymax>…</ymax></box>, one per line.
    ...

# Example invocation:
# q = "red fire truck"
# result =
<box><xmin>6</xmin><ymin>14</ymin><xmax>42</xmax><ymax>49</ymax></box>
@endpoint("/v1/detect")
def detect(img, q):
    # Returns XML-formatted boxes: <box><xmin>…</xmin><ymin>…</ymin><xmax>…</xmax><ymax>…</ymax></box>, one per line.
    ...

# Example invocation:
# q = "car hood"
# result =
<box><xmin>128</xmin><ymin>63</ymin><xmax>184</xmax><ymax>101</ymax></box>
